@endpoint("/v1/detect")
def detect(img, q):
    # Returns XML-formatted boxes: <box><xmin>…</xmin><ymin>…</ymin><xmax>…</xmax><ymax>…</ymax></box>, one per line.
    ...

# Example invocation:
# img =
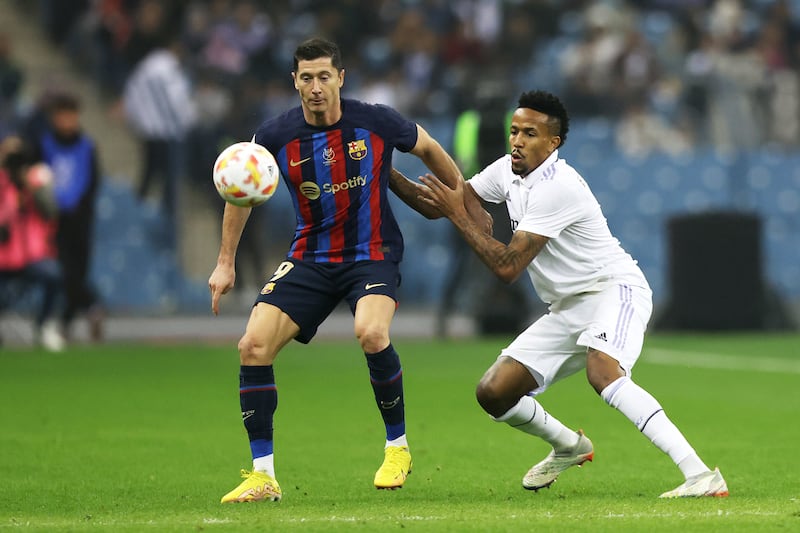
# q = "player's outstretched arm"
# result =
<box><xmin>209</xmin><ymin>203</ymin><xmax>251</xmax><ymax>315</ymax></box>
<box><xmin>419</xmin><ymin>173</ymin><xmax>547</xmax><ymax>284</ymax></box>
<box><xmin>389</xmin><ymin>168</ymin><xmax>442</xmax><ymax>219</ymax></box>
<box><xmin>409</xmin><ymin>124</ymin><xmax>492</xmax><ymax>235</ymax></box>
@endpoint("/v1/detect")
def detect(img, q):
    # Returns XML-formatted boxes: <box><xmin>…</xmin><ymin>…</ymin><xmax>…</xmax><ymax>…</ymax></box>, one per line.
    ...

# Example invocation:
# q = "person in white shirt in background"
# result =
<box><xmin>123</xmin><ymin>33</ymin><xmax>196</xmax><ymax>248</ymax></box>
<box><xmin>391</xmin><ymin>89</ymin><xmax>728</xmax><ymax>499</ymax></box>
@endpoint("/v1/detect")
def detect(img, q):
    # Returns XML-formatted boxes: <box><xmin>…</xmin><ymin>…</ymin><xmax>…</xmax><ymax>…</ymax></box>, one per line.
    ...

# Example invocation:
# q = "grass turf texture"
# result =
<box><xmin>1</xmin><ymin>333</ymin><xmax>798</xmax><ymax>531</ymax></box>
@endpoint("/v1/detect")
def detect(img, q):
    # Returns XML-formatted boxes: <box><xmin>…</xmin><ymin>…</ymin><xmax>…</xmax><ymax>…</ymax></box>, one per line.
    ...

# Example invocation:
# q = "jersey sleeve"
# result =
<box><xmin>253</xmin><ymin>119</ymin><xmax>278</xmax><ymax>154</ymax></box>
<box><xmin>253</xmin><ymin>107</ymin><xmax>299</xmax><ymax>154</ymax></box>
<box><xmin>372</xmin><ymin>104</ymin><xmax>418</xmax><ymax>152</ymax></box>
<box><xmin>466</xmin><ymin>156</ymin><xmax>508</xmax><ymax>204</ymax></box>
<box><xmin>516</xmin><ymin>179</ymin><xmax>585</xmax><ymax>238</ymax></box>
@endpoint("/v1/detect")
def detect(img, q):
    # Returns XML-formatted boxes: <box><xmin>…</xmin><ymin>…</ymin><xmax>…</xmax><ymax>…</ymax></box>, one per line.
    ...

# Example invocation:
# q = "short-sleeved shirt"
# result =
<box><xmin>254</xmin><ymin>98</ymin><xmax>418</xmax><ymax>263</ymax></box>
<box><xmin>468</xmin><ymin>150</ymin><xmax>649</xmax><ymax>304</ymax></box>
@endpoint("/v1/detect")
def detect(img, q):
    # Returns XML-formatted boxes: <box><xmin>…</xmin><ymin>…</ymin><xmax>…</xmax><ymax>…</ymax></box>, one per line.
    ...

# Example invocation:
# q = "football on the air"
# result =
<box><xmin>213</xmin><ymin>141</ymin><xmax>280</xmax><ymax>207</ymax></box>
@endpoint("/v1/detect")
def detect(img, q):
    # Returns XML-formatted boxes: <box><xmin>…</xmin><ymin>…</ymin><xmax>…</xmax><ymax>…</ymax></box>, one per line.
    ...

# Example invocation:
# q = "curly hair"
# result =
<box><xmin>517</xmin><ymin>90</ymin><xmax>570</xmax><ymax>146</ymax></box>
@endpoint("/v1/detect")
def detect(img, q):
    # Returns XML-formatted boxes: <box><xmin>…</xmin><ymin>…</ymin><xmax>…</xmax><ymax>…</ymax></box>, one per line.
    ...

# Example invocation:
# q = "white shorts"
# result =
<box><xmin>499</xmin><ymin>283</ymin><xmax>653</xmax><ymax>394</ymax></box>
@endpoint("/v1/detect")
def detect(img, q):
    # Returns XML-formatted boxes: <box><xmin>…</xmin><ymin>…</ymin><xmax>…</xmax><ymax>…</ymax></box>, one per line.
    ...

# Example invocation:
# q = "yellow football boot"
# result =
<box><xmin>374</xmin><ymin>446</ymin><xmax>412</xmax><ymax>489</ymax></box>
<box><xmin>220</xmin><ymin>470</ymin><xmax>282</xmax><ymax>503</ymax></box>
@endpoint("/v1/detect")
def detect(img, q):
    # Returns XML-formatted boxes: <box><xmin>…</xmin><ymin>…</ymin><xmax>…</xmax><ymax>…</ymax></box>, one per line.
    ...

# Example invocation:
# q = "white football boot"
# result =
<box><xmin>522</xmin><ymin>430</ymin><xmax>594</xmax><ymax>491</ymax></box>
<box><xmin>659</xmin><ymin>467</ymin><xmax>729</xmax><ymax>498</ymax></box>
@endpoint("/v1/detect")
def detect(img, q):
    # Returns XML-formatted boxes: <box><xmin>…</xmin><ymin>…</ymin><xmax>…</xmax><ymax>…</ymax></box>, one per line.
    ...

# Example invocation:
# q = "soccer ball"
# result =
<box><xmin>212</xmin><ymin>141</ymin><xmax>280</xmax><ymax>207</ymax></box>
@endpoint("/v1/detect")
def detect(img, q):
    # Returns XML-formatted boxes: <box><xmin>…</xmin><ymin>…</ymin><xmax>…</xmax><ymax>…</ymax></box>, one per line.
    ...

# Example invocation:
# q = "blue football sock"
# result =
<box><xmin>239</xmin><ymin>365</ymin><xmax>277</xmax><ymax>460</ymax></box>
<box><xmin>365</xmin><ymin>344</ymin><xmax>405</xmax><ymax>440</ymax></box>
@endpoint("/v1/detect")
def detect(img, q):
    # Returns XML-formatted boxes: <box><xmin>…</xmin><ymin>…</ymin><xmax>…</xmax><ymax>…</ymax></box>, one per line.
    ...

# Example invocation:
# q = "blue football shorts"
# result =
<box><xmin>254</xmin><ymin>258</ymin><xmax>401</xmax><ymax>343</ymax></box>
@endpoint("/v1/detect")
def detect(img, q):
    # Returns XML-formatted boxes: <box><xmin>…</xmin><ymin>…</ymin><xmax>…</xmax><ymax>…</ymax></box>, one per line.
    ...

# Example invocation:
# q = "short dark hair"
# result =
<box><xmin>293</xmin><ymin>38</ymin><xmax>343</xmax><ymax>72</ymax></box>
<box><xmin>517</xmin><ymin>90</ymin><xmax>569</xmax><ymax>146</ymax></box>
<box><xmin>48</xmin><ymin>91</ymin><xmax>81</xmax><ymax>114</ymax></box>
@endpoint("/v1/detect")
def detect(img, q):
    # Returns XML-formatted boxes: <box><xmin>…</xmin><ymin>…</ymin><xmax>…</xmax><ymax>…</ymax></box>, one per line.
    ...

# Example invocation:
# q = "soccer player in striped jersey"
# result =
<box><xmin>395</xmin><ymin>90</ymin><xmax>727</xmax><ymax>498</ymax></box>
<box><xmin>209</xmin><ymin>38</ymin><xmax>490</xmax><ymax>503</ymax></box>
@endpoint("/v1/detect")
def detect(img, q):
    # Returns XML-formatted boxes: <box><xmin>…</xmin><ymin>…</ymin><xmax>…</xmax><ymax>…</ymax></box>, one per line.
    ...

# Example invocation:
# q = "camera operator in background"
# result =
<box><xmin>0</xmin><ymin>137</ymin><xmax>65</xmax><ymax>351</ymax></box>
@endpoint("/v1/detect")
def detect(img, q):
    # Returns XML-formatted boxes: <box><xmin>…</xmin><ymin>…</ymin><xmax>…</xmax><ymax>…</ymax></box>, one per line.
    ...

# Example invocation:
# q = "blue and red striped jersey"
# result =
<box><xmin>254</xmin><ymin>99</ymin><xmax>417</xmax><ymax>263</ymax></box>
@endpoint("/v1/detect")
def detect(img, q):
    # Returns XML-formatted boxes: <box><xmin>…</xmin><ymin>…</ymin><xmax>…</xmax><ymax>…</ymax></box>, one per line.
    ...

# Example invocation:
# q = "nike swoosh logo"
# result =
<box><xmin>365</xmin><ymin>283</ymin><xmax>387</xmax><ymax>290</ymax></box>
<box><xmin>289</xmin><ymin>157</ymin><xmax>311</xmax><ymax>167</ymax></box>
<box><xmin>380</xmin><ymin>396</ymin><xmax>401</xmax><ymax>409</ymax></box>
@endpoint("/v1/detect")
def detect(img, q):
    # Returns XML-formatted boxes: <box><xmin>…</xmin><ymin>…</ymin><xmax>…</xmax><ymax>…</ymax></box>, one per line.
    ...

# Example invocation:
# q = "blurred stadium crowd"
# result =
<box><xmin>18</xmin><ymin>0</ymin><xmax>800</xmax><ymax>155</ymax></box>
<box><xmin>1</xmin><ymin>0</ymin><xmax>799</xmax><ymax>330</ymax></box>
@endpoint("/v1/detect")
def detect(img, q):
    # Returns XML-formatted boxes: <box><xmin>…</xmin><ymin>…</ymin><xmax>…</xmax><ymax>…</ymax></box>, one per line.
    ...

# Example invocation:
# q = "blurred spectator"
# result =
<box><xmin>0</xmin><ymin>137</ymin><xmax>64</xmax><ymax>351</ymax></box>
<box><xmin>31</xmin><ymin>92</ymin><xmax>104</xmax><ymax>342</ymax></box>
<box><xmin>183</xmin><ymin>0</ymin><xmax>217</xmax><ymax>58</ymax></box>
<box><xmin>55</xmin><ymin>0</ymin><xmax>132</xmax><ymax>94</ymax></box>
<box><xmin>560</xmin><ymin>3</ymin><xmax>630</xmax><ymax>116</ymax></box>
<box><xmin>390</xmin><ymin>9</ymin><xmax>441</xmax><ymax>114</ymax></box>
<box><xmin>37</xmin><ymin>0</ymin><xmax>89</xmax><ymax>45</ymax></box>
<box><xmin>0</xmin><ymin>32</ymin><xmax>24</xmax><ymax>138</ymax></box>
<box><xmin>202</xmin><ymin>0</ymin><xmax>270</xmax><ymax>77</ymax></box>
<box><xmin>353</xmin><ymin>67</ymin><xmax>412</xmax><ymax>114</ymax></box>
<box><xmin>683</xmin><ymin>33</ymin><xmax>714</xmax><ymax>136</ymax></box>
<box><xmin>702</xmin><ymin>0</ymin><xmax>770</xmax><ymax>152</ymax></box>
<box><xmin>123</xmin><ymin>33</ymin><xmax>196</xmax><ymax>247</ymax></box>
<box><xmin>615</xmin><ymin>97</ymin><xmax>691</xmax><ymax>159</ymax></box>
<box><xmin>612</xmin><ymin>29</ymin><xmax>661</xmax><ymax>105</ymax></box>
<box><xmin>754</xmin><ymin>15</ymin><xmax>800</xmax><ymax>147</ymax></box>
<box><xmin>122</xmin><ymin>0</ymin><xmax>170</xmax><ymax>71</ymax></box>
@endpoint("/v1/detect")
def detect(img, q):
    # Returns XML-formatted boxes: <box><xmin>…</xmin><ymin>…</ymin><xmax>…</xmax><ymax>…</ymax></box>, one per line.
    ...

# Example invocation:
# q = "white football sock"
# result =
<box><xmin>601</xmin><ymin>376</ymin><xmax>709</xmax><ymax>479</ymax></box>
<box><xmin>253</xmin><ymin>454</ymin><xmax>275</xmax><ymax>478</ymax></box>
<box><xmin>493</xmin><ymin>396</ymin><xmax>579</xmax><ymax>452</ymax></box>
<box><xmin>386</xmin><ymin>434</ymin><xmax>408</xmax><ymax>448</ymax></box>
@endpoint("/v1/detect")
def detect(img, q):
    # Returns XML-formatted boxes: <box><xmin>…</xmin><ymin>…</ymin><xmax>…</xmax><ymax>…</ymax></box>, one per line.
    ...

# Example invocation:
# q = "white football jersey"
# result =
<box><xmin>468</xmin><ymin>150</ymin><xmax>650</xmax><ymax>303</ymax></box>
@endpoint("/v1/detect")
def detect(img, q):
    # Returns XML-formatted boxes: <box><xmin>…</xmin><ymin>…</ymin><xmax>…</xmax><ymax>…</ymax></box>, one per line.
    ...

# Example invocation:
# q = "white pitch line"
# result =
<box><xmin>643</xmin><ymin>348</ymin><xmax>800</xmax><ymax>374</ymax></box>
<box><xmin>596</xmin><ymin>510</ymin><xmax>785</xmax><ymax>519</ymax></box>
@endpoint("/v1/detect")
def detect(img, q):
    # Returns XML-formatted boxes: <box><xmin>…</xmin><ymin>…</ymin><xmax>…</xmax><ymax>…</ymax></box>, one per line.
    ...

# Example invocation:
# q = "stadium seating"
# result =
<box><xmin>91</xmin><ymin>181</ymin><xmax>207</xmax><ymax>313</ymax></box>
<box><xmin>47</xmin><ymin>126</ymin><xmax>795</xmax><ymax>314</ymax></box>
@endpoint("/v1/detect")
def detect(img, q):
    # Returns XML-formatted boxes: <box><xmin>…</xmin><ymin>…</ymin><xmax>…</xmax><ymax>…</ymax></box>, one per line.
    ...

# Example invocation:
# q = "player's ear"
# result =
<box><xmin>552</xmin><ymin>136</ymin><xmax>562</xmax><ymax>150</ymax></box>
<box><xmin>338</xmin><ymin>69</ymin><xmax>345</xmax><ymax>88</ymax></box>
<box><xmin>291</xmin><ymin>72</ymin><xmax>298</xmax><ymax>90</ymax></box>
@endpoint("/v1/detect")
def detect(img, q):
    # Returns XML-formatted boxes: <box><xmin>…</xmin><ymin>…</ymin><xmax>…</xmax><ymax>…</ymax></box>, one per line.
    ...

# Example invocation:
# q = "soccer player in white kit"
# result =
<box><xmin>393</xmin><ymin>90</ymin><xmax>728</xmax><ymax>498</ymax></box>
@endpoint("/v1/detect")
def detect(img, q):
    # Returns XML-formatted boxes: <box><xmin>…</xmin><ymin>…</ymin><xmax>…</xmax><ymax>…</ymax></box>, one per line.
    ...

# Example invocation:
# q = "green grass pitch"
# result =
<box><xmin>1</xmin><ymin>333</ymin><xmax>799</xmax><ymax>531</ymax></box>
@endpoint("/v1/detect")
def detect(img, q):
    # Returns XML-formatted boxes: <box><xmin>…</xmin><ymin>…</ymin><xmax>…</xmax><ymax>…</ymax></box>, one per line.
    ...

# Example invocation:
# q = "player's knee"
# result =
<box><xmin>475</xmin><ymin>377</ymin><xmax>513</xmax><ymax>417</ymax></box>
<box><xmin>238</xmin><ymin>333</ymin><xmax>274</xmax><ymax>365</ymax></box>
<box><xmin>586</xmin><ymin>348</ymin><xmax>624</xmax><ymax>394</ymax></box>
<box><xmin>355</xmin><ymin>324</ymin><xmax>389</xmax><ymax>354</ymax></box>
<box><xmin>585</xmin><ymin>369</ymin><xmax>604</xmax><ymax>395</ymax></box>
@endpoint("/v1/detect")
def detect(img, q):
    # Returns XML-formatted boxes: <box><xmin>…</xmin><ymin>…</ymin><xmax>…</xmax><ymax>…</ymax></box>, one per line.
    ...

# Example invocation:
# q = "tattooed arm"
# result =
<box><xmin>418</xmin><ymin>173</ymin><xmax>548</xmax><ymax>283</ymax></box>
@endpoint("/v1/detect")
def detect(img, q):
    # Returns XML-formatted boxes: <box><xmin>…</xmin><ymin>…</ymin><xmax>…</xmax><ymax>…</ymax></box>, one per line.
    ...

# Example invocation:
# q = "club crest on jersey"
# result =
<box><xmin>348</xmin><ymin>140</ymin><xmax>367</xmax><ymax>160</ymax></box>
<box><xmin>322</xmin><ymin>147</ymin><xmax>336</xmax><ymax>166</ymax></box>
<box><xmin>261</xmin><ymin>282</ymin><xmax>276</xmax><ymax>295</ymax></box>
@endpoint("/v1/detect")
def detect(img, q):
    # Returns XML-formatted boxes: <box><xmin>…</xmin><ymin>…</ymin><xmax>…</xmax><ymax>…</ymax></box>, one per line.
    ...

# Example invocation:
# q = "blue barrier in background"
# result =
<box><xmin>89</xmin><ymin>123</ymin><xmax>800</xmax><ymax>312</ymax></box>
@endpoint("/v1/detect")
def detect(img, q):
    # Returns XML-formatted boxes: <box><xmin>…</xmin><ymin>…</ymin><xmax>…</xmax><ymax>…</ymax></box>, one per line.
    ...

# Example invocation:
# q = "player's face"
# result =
<box><xmin>508</xmin><ymin>107</ymin><xmax>561</xmax><ymax>176</ymax></box>
<box><xmin>292</xmin><ymin>57</ymin><xmax>344</xmax><ymax>124</ymax></box>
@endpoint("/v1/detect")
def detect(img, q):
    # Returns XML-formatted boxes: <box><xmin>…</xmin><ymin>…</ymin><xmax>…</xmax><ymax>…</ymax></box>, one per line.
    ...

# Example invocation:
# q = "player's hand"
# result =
<box><xmin>208</xmin><ymin>264</ymin><xmax>235</xmax><ymax>315</ymax></box>
<box><xmin>418</xmin><ymin>173</ymin><xmax>467</xmax><ymax>220</ymax></box>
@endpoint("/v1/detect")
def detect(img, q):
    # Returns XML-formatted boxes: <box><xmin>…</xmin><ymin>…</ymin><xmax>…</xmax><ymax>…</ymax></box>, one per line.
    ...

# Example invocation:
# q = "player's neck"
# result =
<box><xmin>302</xmin><ymin>103</ymin><xmax>342</xmax><ymax>128</ymax></box>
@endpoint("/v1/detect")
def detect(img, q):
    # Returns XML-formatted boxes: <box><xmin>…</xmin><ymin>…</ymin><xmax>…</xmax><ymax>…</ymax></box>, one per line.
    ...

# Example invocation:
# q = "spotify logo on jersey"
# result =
<box><xmin>299</xmin><ymin>181</ymin><xmax>321</xmax><ymax>200</ymax></box>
